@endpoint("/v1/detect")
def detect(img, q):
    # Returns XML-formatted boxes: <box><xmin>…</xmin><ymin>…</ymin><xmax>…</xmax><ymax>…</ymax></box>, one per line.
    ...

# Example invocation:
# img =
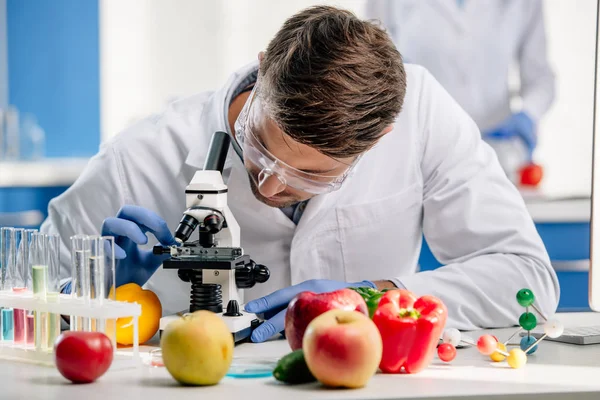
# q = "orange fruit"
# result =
<box><xmin>115</xmin><ymin>283</ymin><xmax>162</xmax><ymax>345</ymax></box>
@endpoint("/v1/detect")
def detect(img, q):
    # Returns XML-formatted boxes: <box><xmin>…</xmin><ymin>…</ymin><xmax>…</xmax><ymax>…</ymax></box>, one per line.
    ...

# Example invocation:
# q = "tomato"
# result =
<box><xmin>520</xmin><ymin>163</ymin><xmax>543</xmax><ymax>186</ymax></box>
<box><xmin>54</xmin><ymin>331</ymin><xmax>113</xmax><ymax>383</ymax></box>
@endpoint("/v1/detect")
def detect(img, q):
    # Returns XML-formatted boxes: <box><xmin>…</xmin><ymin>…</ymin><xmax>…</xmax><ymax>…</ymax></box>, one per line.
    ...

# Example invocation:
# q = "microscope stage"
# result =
<box><xmin>159</xmin><ymin>310</ymin><xmax>262</xmax><ymax>344</ymax></box>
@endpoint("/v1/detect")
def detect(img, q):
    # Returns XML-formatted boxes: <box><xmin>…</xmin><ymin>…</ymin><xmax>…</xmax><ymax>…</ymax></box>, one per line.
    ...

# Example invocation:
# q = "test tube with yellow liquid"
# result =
<box><xmin>29</xmin><ymin>232</ymin><xmax>47</xmax><ymax>350</ymax></box>
<box><xmin>45</xmin><ymin>234</ymin><xmax>61</xmax><ymax>349</ymax></box>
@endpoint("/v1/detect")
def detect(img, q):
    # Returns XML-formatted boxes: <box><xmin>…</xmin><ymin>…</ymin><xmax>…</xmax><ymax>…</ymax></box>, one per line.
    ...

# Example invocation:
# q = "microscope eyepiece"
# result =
<box><xmin>174</xmin><ymin>214</ymin><xmax>199</xmax><ymax>243</ymax></box>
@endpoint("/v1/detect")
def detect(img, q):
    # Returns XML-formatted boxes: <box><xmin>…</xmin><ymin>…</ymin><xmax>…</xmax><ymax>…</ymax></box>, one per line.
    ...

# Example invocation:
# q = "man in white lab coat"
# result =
<box><xmin>41</xmin><ymin>6</ymin><xmax>559</xmax><ymax>342</ymax></box>
<box><xmin>365</xmin><ymin>0</ymin><xmax>555</xmax><ymax>172</ymax></box>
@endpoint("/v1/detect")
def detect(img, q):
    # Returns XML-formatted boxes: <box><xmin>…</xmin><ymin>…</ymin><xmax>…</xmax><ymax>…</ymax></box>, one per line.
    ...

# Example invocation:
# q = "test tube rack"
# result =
<box><xmin>0</xmin><ymin>290</ymin><xmax>142</xmax><ymax>368</ymax></box>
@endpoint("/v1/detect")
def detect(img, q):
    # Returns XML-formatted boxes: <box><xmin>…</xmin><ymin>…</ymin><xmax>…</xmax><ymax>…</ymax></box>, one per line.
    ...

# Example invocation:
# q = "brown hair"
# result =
<box><xmin>258</xmin><ymin>5</ymin><xmax>406</xmax><ymax>158</ymax></box>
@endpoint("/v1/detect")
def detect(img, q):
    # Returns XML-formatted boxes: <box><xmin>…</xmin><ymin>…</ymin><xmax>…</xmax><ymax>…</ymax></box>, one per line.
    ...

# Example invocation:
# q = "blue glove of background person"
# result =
<box><xmin>484</xmin><ymin>112</ymin><xmax>536</xmax><ymax>160</ymax></box>
<box><xmin>245</xmin><ymin>279</ymin><xmax>376</xmax><ymax>343</ymax></box>
<box><xmin>101</xmin><ymin>205</ymin><xmax>178</xmax><ymax>287</ymax></box>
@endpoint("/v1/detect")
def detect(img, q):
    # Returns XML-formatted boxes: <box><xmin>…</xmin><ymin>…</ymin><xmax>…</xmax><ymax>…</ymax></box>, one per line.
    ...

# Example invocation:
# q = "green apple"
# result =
<box><xmin>160</xmin><ymin>310</ymin><xmax>234</xmax><ymax>385</ymax></box>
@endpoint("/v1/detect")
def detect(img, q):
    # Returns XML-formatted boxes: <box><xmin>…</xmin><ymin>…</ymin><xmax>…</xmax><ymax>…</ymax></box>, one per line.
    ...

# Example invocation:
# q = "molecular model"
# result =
<box><xmin>436</xmin><ymin>288</ymin><xmax>564</xmax><ymax>369</ymax></box>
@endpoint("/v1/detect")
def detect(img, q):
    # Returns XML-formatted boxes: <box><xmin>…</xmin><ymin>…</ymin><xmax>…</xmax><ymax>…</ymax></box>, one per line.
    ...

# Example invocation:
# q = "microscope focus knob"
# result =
<box><xmin>177</xmin><ymin>269</ymin><xmax>192</xmax><ymax>283</ymax></box>
<box><xmin>254</xmin><ymin>264</ymin><xmax>270</xmax><ymax>283</ymax></box>
<box><xmin>235</xmin><ymin>261</ymin><xmax>270</xmax><ymax>288</ymax></box>
<box><xmin>223</xmin><ymin>300</ymin><xmax>242</xmax><ymax>317</ymax></box>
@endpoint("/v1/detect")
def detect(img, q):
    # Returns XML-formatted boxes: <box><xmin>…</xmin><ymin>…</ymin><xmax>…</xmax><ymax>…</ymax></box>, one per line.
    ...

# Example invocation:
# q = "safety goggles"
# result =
<box><xmin>233</xmin><ymin>85</ymin><xmax>360</xmax><ymax>195</ymax></box>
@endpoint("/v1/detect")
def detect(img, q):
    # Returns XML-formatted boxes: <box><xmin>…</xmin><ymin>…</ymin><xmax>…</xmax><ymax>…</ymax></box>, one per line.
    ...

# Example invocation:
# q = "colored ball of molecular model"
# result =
<box><xmin>477</xmin><ymin>335</ymin><xmax>498</xmax><ymax>356</ymax></box>
<box><xmin>438</xmin><ymin>288</ymin><xmax>563</xmax><ymax>369</ymax></box>
<box><xmin>437</xmin><ymin>343</ymin><xmax>457</xmax><ymax>362</ymax></box>
<box><xmin>490</xmin><ymin>342</ymin><xmax>507</xmax><ymax>362</ymax></box>
<box><xmin>516</xmin><ymin>289</ymin><xmax>535</xmax><ymax>307</ymax></box>
<box><xmin>520</xmin><ymin>335</ymin><xmax>538</xmax><ymax>355</ymax></box>
<box><xmin>442</xmin><ymin>328</ymin><xmax>462</xmax><ymax>347</ymax></box>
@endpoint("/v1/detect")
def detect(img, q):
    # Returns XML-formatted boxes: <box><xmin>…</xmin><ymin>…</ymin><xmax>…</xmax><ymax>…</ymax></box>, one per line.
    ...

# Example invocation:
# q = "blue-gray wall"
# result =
<box><xmin>6</xmin><ymin>0</ymin><xmax>100</xmax><ymax>157</ymax></box>
<box><xmin>0</xmin><ymin>0</ymin><xmax>7</xmax><ymax>108</ymax></box>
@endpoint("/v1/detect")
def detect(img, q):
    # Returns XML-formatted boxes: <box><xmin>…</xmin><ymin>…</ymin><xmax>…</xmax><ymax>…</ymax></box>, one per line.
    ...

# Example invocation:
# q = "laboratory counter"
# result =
<box><xmin>2</xmin><ymin>312</ymin><xmax>600</xmax><ymax>400</ymax></box>
<box><xmin>523</xmin><ymin>193</ymin><xmax>590</xmax><ymax>224</ymax></box>
<box><xmin>0</xmin><ymin>158</ymin><xmax>89</xmax><ymax>227</ymax></box>
<box><xmin>0</xmin><ymin>159</ymin><xmax>89</xmax><ymax>188</ymax></box>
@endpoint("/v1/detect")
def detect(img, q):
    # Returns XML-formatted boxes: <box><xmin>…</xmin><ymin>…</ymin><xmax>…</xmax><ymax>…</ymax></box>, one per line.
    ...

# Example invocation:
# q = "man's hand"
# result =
<box><xmin>245</xmin><ymin>279</ymin><xmax>376</xmax><ymax>343</ymax></box>
<box><xmin>101</xmin><ymin>205</ymin><xmax>178</xmax><ymax>288</ymax></box>
<box><xmin>484</xmin><ymin>112</ymin><xmax>536</xmax><ymax>160</ymax></box>
<box><xmin>373</xmin><ymin>280</ymin><xmax>398</xmax><ymax>290</ymax></box>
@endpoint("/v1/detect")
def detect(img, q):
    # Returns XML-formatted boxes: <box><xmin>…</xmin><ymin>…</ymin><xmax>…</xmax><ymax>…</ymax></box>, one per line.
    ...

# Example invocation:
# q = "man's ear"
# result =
<box><xmin>381</xmin><ymin>124</ymin><xmax>394</xmax><ymax>135</ymax></box>
<box><xmin>258</xmin><ymin>51</ymin><xmax>265</xmax><ymax>65</ymax></box>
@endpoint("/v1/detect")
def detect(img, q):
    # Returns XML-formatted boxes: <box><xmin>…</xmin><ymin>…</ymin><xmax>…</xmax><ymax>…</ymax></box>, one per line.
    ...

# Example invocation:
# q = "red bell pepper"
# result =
<box><xmin>372</xmin><ymin>289</ymin><xmax>447</xmax><ymax>374</ymax></box>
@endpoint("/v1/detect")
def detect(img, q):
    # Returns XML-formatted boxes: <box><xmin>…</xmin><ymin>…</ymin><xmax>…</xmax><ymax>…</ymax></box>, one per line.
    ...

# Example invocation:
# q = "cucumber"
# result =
<box><xmin>273</xmin><ymin>349</ymin><xmax>316</xmax><ymax>384</ymax></box>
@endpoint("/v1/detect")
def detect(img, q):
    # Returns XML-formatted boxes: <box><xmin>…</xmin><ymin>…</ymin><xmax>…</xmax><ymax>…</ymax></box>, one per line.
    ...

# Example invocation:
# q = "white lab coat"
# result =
<box><xmin>364</xmin><ymin>0</ymin><xmax>556</xmax><ymax>132</ymax></box>
<box><xmin>40</xmin><ymin>61</ymin><xmax>559</xmax><ymax>330</ymax></box>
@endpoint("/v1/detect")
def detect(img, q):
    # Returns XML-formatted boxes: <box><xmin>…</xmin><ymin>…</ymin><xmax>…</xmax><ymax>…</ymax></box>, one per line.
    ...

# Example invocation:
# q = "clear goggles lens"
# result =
<box><xmin>234</xmin><ymin>86</ymin><xmax>358</xmax><ymax>195</ymax></box>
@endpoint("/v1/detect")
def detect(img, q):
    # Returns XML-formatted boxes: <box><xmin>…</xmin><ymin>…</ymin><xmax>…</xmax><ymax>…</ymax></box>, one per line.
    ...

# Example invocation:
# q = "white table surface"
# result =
<box><xmin>2</xmin><ymin>312</ymin><xmax>600</xmax><ymax>400</ymax></box>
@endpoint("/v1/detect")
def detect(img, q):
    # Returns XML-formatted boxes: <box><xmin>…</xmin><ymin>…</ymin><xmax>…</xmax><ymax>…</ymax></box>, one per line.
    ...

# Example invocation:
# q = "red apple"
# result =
<box><xmin>284</xmin><ymin>288</ymin><xmax>368</xmax><ymax>350</ymax></box>
<box><xmin>54</xmin><ymin>331</ymin><xmax>114</xmax><ymax>383</ymax></box>
<box><xmin>303</xmin><ymin>309</ymin><xmax>382</xmax><ymax>388</ymax></box>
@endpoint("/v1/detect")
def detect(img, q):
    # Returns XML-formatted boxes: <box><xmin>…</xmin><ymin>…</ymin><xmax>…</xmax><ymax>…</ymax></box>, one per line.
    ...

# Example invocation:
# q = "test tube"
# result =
<box><xmin>30</xmin><ymin>233</ymin><xmax>47</xmax><ymax>300</ymax></box>
<box><xmin>1</xmin><ymin>228</ymin><xmax>23</xmax><ymax>342</ymax></box>
<box><xmin>29</xmin><ymin>232</ymin><xmax>47</xmax><ymax>349</ymax></box>
<box><xmin>12</xmin><ymin>229</ymin><xmax>30</xmax><ymax>345</ymax></box>
<box><xmin>0</xmin><ymin>227</ymin><xmax>14</xmax><ymax>290</ymax></box>
<box><xmin>99</xmin><ymin>237</ymin><xmax>116</xmax><ymax>346</ymax></box>
<box><xmin>23</xmin><ymin>229</ymin><xmax>37</xmax><ymax>289</ymax></box>
<box><xmin>70</xmin><ymin>235</ymin><xmax>90</xmax><ymax>331</ymax></box>
<box><xmin>88</xmin><ymin>236</ymin><xmax>103</xmax><ymax>332</ymax></box>
<box><xmin>101</xmin><ymin>236</ymin><xmax>116</xmax><ymax>306</ymax></box>
<box><xmin>25</xmin><ymin>314</ymin><xmax>34</xmax><ymax>346</ymax></box>
<box><xmin>0</xmin><ymin>228</ymin><xmax>12</xmax><ymax>342</ymax></box>
<box><xmin>45</xmin><ymin>234</ymin><xmax>61</xmax><ymax>349</ymax></box>
<box><xmin>0</xmin><ymin>227</ymin><xmax>8</xmax><ymax>340</ymax></box>
<box><xmin>23</xmin><ymin>230</ymin><xmax>37</xmax><ymax>347</ymax></box>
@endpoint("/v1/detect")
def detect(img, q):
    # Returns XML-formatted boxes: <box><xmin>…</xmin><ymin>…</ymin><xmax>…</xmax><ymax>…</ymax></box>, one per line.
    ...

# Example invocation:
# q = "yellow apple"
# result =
<box><xmin>303</xmin><ymin>309</ymin><xmax>382</xmax><ymax>388</ymax></box>
<box><xmin>160</xmin><ymin>310</ymin><xmax>234</xmax><ymax>385</ymax></box>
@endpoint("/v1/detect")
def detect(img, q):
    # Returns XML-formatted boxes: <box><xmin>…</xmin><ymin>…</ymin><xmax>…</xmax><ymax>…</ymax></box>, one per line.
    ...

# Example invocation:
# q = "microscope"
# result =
<box><xmin>154</xmin><ymin>131</ymin><xmax>270</xmax><ymax>343</ymax></box>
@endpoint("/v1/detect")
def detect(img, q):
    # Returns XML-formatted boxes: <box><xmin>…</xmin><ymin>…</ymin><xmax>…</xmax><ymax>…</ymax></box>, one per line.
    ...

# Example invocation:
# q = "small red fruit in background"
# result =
<box><xmin>520</xmin><ymin>163</ymin><xmax>543</xmax><ymax>187</ymax></box>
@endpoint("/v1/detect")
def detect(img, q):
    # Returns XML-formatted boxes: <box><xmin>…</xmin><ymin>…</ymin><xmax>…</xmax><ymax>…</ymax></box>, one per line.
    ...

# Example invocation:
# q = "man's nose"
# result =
<box><xmin>258</xmin><ymin>170</ymin><xmax>286</xmax><ymax>197</ymax></box>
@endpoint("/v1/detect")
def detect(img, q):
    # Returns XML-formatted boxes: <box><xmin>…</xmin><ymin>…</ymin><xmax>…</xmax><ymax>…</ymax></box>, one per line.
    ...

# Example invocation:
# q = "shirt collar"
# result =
<box><xmin>184</xmin><ymin>60</ymin><xmax>259</xmax><ymax>169</ymax></box>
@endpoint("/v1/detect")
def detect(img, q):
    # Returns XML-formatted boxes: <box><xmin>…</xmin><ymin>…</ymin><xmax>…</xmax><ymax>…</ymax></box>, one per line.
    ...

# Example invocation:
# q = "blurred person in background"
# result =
<box><xmin>365</xmin><ymin>0</ymin><xmax>556</xmax><ymax>182</ymax></box>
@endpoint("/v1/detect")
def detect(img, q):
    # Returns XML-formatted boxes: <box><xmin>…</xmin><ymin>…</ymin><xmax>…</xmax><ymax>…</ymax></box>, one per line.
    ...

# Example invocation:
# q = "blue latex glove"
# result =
<box><xmin>245</xmin><ymin>279</ymin><xmax>376</xmax><ymax>343</ymax></box>
<box><xmin>101</xmin><ymin>205</ymin><xmax>178</xmax><ymax>287</ymax></box>
<box><xmin>484</xmin><ymin>112</ymin><xmax>536</xmax><ymax>160</ymax></box>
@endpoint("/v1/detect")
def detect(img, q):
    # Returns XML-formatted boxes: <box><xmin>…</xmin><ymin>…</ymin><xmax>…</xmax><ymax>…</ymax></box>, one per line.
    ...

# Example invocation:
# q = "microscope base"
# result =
<box><xmin>159</xmin><ymin>310</ymin><xmax>262</xmax><ymax>344</ymax></box>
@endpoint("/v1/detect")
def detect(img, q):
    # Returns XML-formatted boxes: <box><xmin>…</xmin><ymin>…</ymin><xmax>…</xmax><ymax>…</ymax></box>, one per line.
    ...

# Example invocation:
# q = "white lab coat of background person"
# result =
<box><xmin>40</xmin><ymin>61</ymin><xmax>559</xmax><ymax>330</ymax></box>
<box><xmin>364</xmin><ymin>0</ymin><xmax>556</xmax><ymax>133</ymax></box>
